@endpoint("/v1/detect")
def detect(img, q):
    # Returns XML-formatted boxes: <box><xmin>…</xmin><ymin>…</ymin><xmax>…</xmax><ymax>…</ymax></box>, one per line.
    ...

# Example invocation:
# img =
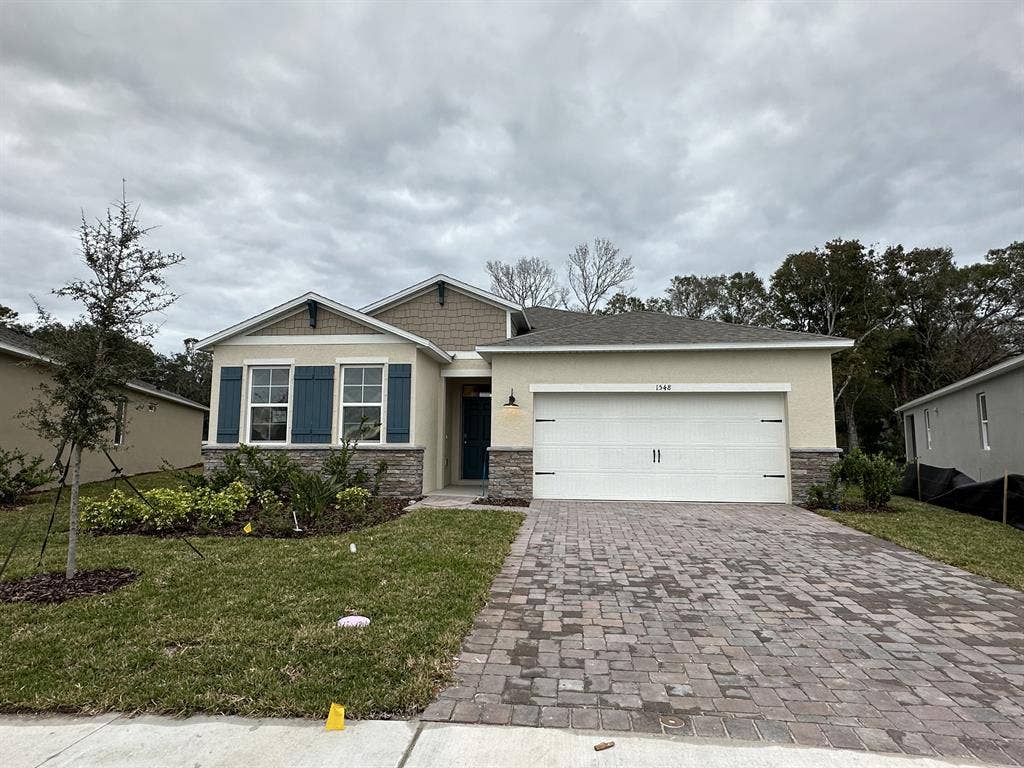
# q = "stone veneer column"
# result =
<box><xmin>789</xmin><ymin>448</ymin><xmax>843</xmax><ymax>504</ymax></box>
<box><xmin>487</xmin><ymin>447</ymin><xmax>533</xmax><ymax>499</ymax></box>
<box><xmin>201</xmin><ymin>445</ymin><xmax>424</xmax><ymax>497</ymax></box>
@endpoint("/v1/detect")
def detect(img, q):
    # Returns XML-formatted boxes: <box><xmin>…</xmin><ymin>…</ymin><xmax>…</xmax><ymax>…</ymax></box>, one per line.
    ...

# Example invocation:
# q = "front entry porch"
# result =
<box><xmin>442</xmin><ymin>377</ymin><xmax>492</xmax><ymax>490</ymax></box>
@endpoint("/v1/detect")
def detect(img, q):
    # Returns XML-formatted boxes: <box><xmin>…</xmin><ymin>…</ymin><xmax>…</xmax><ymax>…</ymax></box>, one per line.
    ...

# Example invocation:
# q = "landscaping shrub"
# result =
<box><xmin>212</xmin><ymin>445</ymin><xmax>297</xmax><ymax>495</ymax></box>
<box><xmin>289</xmin><ymin>468</ymin><xmax>342</xmax><ymax>524</ymax></box>
<box><xmin>82</xmin><ymin>480</ymin><xmax>251</xmax><ymax>533</ymax></box>
<box><xmin>837</xmin><ymin>448</ymin><xmax>871</xmax><ymax>486</ymax></box>
<box><xmin>322</xmin><ymin>443</ymin><xmax>369</xmax><ymax>489</ymax></box>
<box><xmin>807</xmin><ymin>463</ymin><xmax>843</xmax><ymax>509</ymax></box>
<box><xmin>860</xmin><ymin>453</ymin><xmax>904</xmax><ymax>509</ymax></box>
<box><xmin>0</xmin><ymin>448</ymin><xmax>55</xmax><ymax>505</ymax></box>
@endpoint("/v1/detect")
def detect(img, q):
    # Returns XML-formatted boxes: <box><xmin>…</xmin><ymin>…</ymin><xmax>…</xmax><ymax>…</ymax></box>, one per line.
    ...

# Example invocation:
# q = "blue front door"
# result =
<box><xmin>462</xmin><ymin>397</ymin><xmax>491</xmax><ymax>480</ymax></box>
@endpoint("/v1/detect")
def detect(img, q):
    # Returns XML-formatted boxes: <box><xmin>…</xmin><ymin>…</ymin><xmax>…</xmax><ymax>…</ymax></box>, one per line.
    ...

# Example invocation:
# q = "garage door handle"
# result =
<box><xmin>763</xmin><ymin>474</ymin><xmax>786</xmax><ymax>478</ymax></box>
<box><xmin>761</xmin><ymin>419</ymin><xmax>783</xmax><ymax>423</ymax></box>
<box><xmin>657</xmin><ymin>449</ymin><xmax>661</xmax><ymax>463</ymax></box>
<box><xmin>535</xmin><ymin>471</ymin><xmax>555</xmax><ymax>475</ymax></box>
<box><xmin>535</xmin><ymin>418</ymin><xmax>556</xmax><ymax>422</ymax></box>
<box><xmin>652</xmin><ymin>449</ymin><xmax>656</xmax><ymax>463</ymax></box>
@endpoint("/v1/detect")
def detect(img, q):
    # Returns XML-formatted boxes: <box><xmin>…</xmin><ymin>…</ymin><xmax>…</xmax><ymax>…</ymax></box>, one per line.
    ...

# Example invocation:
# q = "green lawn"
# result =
<box><xmin>0</xmin><ymin>471</ymin><xmax>523</xmax><ymax>719</ymax></box>
<box><xmin>818</xmin><ymin>488</ymin><xmax>1024</xmax><ymax>591</ymax></box>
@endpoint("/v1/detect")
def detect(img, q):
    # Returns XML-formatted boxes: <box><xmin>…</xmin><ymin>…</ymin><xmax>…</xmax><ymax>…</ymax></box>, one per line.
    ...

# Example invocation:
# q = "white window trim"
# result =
<box><xmin>338</xmin><ymin>363</ymin><xmax>388</xmax><ymax>445</ymax></box>
<box><xmin>924</xmin><ymin>409</ymin><xmax>932</xmax><ymax>450</ymax></box>
<box><xmin>244</xmin><ymin>365</ymin><xmax>293</xmax><ymax>445</ymax></box>
<box><xmin>977</xmin><ymin>392</ymin><xmax>990</xmax><ymax>450</ymax></box>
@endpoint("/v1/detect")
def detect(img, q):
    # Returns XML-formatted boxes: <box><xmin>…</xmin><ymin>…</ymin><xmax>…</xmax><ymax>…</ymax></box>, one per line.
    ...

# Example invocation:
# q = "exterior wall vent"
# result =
<box><xmin>437</xmin><ymin>281</ymin><xmax>446</xmax><ymax>306</ymax></box>
<box><xmin>306</xmin><ymin>299</ymin><xmax>318</xmax><ymax>328</ymax></box>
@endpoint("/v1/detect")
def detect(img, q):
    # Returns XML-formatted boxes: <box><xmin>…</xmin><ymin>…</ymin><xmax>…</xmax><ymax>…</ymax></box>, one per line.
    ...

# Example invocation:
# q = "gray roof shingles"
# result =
<box><xmin>502</xmin><ymin>308</ymin><xmax>850</xmax><ymax>348</ymax></box>
<box><xmin>0</xmin><ymin>326</ymin><xmax>208</xmax><ymax>410</ymax></box>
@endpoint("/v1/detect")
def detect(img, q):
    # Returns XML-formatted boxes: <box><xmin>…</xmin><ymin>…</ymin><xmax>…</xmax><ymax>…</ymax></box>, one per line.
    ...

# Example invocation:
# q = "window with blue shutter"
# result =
<box><xmin>386</xmin><ymin>364</ymin><xmax>412</xmax><ymax>443</ymax></box>
<box><xmin>215</xmin><ymin>367</ymin><xmax>243</xmax><ymax>443</ymax></box>
<box><xmin>291</xmin><ymin>366</ymin><xmax>334</xmax><ymax>444</ymax></box>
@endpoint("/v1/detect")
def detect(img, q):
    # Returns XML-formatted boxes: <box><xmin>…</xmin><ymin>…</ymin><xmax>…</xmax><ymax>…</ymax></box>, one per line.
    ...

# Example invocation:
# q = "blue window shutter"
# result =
<box><xmin>292</xmin><ymin>366</ymin><xmax>334</xmax><ymax>444</ymax></box>
<box><xmin>386</xmin><ymin>364</ymin><xmax>412</xmax><ymax>443</ymax></box>
<box><xmin>215</xmin><ymin>367</ymin><xmax>243</xmax><ymax>443</ymax></box>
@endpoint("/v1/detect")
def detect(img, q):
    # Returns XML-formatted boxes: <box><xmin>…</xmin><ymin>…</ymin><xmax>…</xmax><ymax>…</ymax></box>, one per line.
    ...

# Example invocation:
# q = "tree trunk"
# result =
<box><xmin>66</xmin><ymin>443</ymin><xmax>83</xmax><ymax>579</ymax></box>
<box><xmin>842</xmin><ymin>395</ymin><xmax>860</xmax><ymax>453</ymax></box>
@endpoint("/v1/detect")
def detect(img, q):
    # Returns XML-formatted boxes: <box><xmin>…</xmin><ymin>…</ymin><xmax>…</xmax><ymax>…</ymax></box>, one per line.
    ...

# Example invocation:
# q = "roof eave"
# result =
<box><xmin>477</xmin><ymin>339</ymin><xmax>854</xmax><ymax>359</ymax></box>
<box><xmin>894</xmin><ymin>355</ymin><xmax>1024</xmax><ymax>412</ymax></box>
<box><xmin>361</xmin><ymin>274</ymin><xmax>525</xmax><ymax>315</ymax></box>
<box><xmin>196</xmin><ymin>292</ymin><xmax>452</xmax><ymax>363</ymax></box>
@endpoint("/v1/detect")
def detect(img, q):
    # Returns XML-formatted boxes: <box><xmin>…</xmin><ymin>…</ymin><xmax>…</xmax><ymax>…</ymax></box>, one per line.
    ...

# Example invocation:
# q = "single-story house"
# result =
<box><xmin>896</xmin><ymin>354</ymin><xmax>1023</xmax><ymax>482</ymax></box>
<box><xmin>0</xmin><ymin>327</ymin><xmax>208</xmax><ymax>484</ymax></box>
<box><xmin>198</xmin><ymin>275</ymin><xmax>852</xmax><ymax>503</ymax></box>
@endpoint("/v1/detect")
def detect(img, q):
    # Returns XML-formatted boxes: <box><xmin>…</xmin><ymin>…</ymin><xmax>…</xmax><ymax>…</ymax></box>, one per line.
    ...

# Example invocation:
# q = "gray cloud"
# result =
<box><xmin>2</xmin><ymin>1</ymin><xmax>1021</xmax><ymax>352</ymax></box>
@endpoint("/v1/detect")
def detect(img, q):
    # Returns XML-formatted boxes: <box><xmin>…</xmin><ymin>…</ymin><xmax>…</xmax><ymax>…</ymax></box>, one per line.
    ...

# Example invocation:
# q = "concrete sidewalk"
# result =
<box><xmin>1</xmin><ymin>714</ymin><xmax>992</xmax><ymax>768</ymax></box>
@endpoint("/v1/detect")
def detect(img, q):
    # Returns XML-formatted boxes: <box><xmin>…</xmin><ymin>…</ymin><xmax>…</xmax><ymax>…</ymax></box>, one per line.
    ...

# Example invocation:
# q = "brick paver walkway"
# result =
<box><xmin>422</xmin><ymin>501</ymin><xmax>1024</xmax><ymax>764</ymax></box>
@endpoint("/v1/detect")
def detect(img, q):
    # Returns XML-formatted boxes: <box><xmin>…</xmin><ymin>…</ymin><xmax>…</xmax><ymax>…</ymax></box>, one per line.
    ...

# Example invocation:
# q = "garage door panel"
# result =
<box><xmin>533</xmin><ymin>392</ymin><xmax>789</xmax><ymax>503</ymax></box>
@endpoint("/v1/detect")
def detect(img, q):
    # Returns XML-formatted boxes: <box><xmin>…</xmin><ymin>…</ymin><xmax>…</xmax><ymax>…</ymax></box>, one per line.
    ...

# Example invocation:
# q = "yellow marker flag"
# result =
<box><xmin>243</xmin><ymin>522</ymin><xmax>253</xmax><ymax>534</ymax></box>
<box><xmin>326</xmin><ymin>703</ymin><xmax>345</xmax><ymax>730</ymax></box>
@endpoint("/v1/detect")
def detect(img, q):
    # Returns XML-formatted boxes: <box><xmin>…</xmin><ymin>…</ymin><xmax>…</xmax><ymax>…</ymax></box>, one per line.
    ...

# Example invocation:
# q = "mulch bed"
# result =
<box><xmin>807</xmin><ymin>500</ymin><xmax>896</xmax><ymax>514</ymax></box>
<box><xmin>0</xmin><ymin>568</ymin><xmax>139</xmax><ymax>604</ymax></box>
<box><xmin>474</xmin><ymin>497</ymin><xmax>531</xmax><ymax>508</ymax></box>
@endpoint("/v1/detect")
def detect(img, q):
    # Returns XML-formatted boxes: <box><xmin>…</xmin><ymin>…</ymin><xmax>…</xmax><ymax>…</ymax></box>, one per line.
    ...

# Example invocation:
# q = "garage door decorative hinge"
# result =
<box><xmin>760</xmin><ymin>419</ymin><xmax>783</xmax><ymax>423</ymax></box>
<box><xmin>535</xmin><ymin>418</ymin><xmax>556</xmax><ymax>422</ymax></box>
<box><xmin>534</xmin><ymin>471</ymin><xmax>556</xmax><ymax>475</ymax></box>
<box><xmin>763</xmin><ymin>474</ymin><xmax>786</xmax><ymax>478</ymax></box>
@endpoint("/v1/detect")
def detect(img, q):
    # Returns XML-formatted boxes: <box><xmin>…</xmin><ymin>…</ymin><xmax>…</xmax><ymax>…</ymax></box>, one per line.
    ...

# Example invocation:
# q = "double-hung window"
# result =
<box><xmin>249</xmin><ymin>367</ymin><xmax>290</xmax><ymax>442</ymax></box>
<box><xmin>341</xmin><ymin>366</ymin><xmax>383</xmax><ymax>442</ymax></box>
<box><xmin>977</xmin><ymin>392</ymin><xmax>990</xmax><ymax>450</ymax></box>
<box><xmin>924</xmin><ymin>408</ymin><xmax>933</xmax><ymax>450</ymax></box>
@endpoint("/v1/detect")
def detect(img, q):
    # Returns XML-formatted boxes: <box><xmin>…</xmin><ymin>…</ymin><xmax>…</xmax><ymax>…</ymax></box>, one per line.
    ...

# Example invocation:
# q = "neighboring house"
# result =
<box><xmin>0</xmin><ymin>327</ymin><xmax>207</xmax><ymax>484</ymax></box>
<box><xmin>896</xmin><ymin>355</ymin><xmax>1024</xmax><ymax>482</ymax></box>
<box><xmin>198</xmin><ymin>275</ymin><xmax>852</xmax><ymax>503</ymax></box>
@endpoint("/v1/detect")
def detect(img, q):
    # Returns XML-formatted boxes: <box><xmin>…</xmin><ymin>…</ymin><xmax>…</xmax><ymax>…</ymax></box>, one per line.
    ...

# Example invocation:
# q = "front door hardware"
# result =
<box><xmin>761</xmin><ymin>419</ymin><xmax>783</xmax><ymax>423</ymax></box>
<box><xmin>534</xmin><ymin>471</ymin><xmax>556</xmax><ymax>475</ymax></box>
<box><xmin>535</xmin><ymin>418</ymin><xmax>556</xmax><ymax>422</ymax></box>
<box><xmin>763</xmin><ymin>474</ymin><xmax>786</xmax><ymax>478</ymax></box>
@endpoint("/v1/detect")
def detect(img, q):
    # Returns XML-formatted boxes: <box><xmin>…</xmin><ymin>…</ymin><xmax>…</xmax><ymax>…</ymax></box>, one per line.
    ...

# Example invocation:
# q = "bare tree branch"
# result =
<box><xmin>566</xmin><ymin>238</ymin><xmax>634</xmax><ymax>313</ymax></box>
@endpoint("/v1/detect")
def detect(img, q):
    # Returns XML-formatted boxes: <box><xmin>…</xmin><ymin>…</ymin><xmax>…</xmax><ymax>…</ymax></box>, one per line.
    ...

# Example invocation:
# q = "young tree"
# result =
<box><xmin>485</xmin><ymin>257</ymin><xmax>565</xmax><ymax>307</ymax></box>
<box><xmin>566</xmin><ymin>238</ymin><xmax>634</xmax><ymax>313</ymax></box>
<box><xmin>23</xmin><ymin>191</ymin><xmax>183</xmax><ymax>578</ymax></box>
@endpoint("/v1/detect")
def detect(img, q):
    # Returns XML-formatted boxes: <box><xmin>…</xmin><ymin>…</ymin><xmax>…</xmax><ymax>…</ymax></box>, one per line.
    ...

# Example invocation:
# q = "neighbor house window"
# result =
<box><xmin>113</xmin><ymin>398</ymin><xmax>127</xmax><ymax>446</ymax></box>
<box><xmin>977</xmin><ymin>392</ymin><xmax>990</xmax><ymax>450</ymax></box>
<box><xmin>248</xmin><ymin>367</ymin><xmax>290</xmax><ymax>442</ymax></box>
<box><xmin>341</xmin><ymin>365</ymin><xmax>383</xmax><ymax>442</ymax></box>
<box><xmin>924</xmin><ymin>409</ymin><xmax>932</xmax><ymax>450</ymax></box>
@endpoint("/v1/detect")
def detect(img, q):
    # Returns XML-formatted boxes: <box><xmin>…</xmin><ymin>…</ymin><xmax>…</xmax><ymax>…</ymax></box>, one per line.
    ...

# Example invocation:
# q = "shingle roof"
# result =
<box><xmin>0</xmin><ymin>326</ymin><xmax>208</xmax><ymax>411</ymax></box>
<box><xmin>485</xmin><ymin>310</ymin><xmax>852</xmax><ymax>349</ymax></box>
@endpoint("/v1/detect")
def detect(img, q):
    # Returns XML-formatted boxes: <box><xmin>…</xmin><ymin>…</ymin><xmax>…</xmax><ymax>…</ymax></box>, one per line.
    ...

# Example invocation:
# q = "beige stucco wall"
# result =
<box><xmin>414</xmin><ymin>349</ymin><xmax>442</xmax><ymax>493</ymax></box>
<box><xmin>209</xmin><ymin>341</ymin><xmax>418</xmax><ymax>445</ymax></box>
<box><xmin>373</xmin><ymin>288</ymin><xmax>507</xmax><ymax>351</ymax></box>
<box><xmin>489</xmin><ymin>348</ymin><xmax>838</xmax><ymax>449</ymax></box>
<box><xmin>0</xmin><ymin>351</ymin><xmax>204</xmax><ymax>484</ymax></box>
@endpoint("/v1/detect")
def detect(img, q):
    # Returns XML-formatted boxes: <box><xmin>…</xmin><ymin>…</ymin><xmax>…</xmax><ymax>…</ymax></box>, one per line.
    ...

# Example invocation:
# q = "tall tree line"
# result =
<box><xmin>605</xmin><ymin>239</ymin><xmax>1024</xmax><ymax>455</ymax></box>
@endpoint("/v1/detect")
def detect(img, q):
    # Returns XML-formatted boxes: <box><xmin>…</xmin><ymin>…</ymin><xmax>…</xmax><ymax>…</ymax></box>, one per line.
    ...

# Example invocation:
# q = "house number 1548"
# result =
<box><xmin>655</xmin><ymin>384</ymin><xmax>672</xmax><ymax>391</ymax></box>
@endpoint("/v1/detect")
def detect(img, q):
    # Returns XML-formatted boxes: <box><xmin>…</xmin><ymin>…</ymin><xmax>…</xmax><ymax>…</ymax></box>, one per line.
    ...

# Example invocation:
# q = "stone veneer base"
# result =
<box><xmin>487</xmin><ymin>447</ymin><xmax>533</xmax><ymax>499</ymax></box>
<box><xmin>790</xmin><ymin>448</ymin><xmax>843</xmax><ymax>504</ymax></box>
<box><xmin>201</xmin><ymin>445</ymin><xmax>424</xmax><ymax>497</ymax></box>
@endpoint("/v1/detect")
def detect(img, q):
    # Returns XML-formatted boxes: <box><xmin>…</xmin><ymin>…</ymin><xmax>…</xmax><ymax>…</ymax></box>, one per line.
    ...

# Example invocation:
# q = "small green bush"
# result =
<box><xmin>0</xmin><ymin>448</ymin><xmax>55</xmax><ymax>505</ymax></box>
<box><xmin>807</xmin><ymin>462</ymin><xmax>843</xmax><ymax>509</ymax></box>
<box><xmin>322</xmin><ymin>444</ymin><xmax>368</xmax><ymax>489</ymax></box>
<box><xmin>290</xmin><ymin>469</ymin><xmax>341</xmax><ymax>524</ymax></box>
<box><xmin>860</xmin><ymin>453</ymin><xmax>903</xmax><ymax>509</ymax></box>
<box><xmin>211</xmin><ymin>445</ymin><xmax>297</xmax><ymax>494</ymax></box>
<box><xmin>837</xmin><ymin>448</ymin><xmax>871</xmax><ymax>486</ymax></box>
<box><xmin>82</xmin><ymin>480</ymin><xmax>251</xmax><ymax>533</ymax></box>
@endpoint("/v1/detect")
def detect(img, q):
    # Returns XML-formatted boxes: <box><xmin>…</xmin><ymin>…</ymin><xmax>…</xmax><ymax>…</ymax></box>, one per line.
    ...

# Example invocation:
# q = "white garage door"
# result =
<box><xmin>533</xmin><ymin>391</ymin><xmax>789</xmax><ymax>503</ymax></box>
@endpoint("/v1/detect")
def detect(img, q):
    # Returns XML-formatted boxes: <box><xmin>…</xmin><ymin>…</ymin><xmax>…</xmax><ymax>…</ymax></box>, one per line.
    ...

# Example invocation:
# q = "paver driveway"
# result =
<box><xmin>423</xmin><ymin>501</ymin><xmax>1024</xmax><ymax>765</ymax></box>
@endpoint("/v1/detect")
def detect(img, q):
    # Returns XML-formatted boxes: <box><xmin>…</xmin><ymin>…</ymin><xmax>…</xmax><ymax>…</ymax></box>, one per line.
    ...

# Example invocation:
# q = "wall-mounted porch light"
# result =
<box><xmin>503</xmin><ymin>389</ymin><xmax>519</xmax><ymax>409</ymax></box>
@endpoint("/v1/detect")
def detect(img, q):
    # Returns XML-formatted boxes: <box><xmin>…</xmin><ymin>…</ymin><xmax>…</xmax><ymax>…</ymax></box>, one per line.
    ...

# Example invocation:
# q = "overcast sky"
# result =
<box><xmin>1</xmin><ymin>1</ymin><xmax>1021</xmax><ymax>352</ymax></box>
